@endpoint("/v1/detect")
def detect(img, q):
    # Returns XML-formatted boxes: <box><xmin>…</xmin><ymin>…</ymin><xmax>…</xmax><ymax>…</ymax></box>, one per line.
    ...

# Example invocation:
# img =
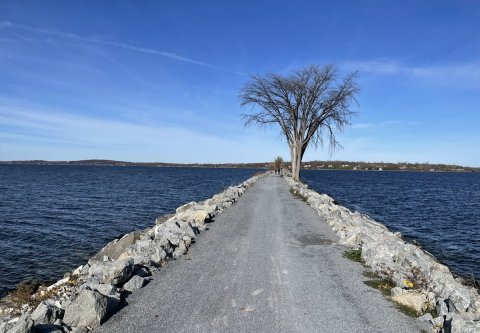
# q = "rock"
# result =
<box><xmin>172</xmin><ymin>241</ymin><xmax>187</xmax><ymax>258</ymax></box>
<box><xmin>88</xmin><ymin>258</ymin><xmax>134</xmax><ymax>286</ymax></box>
<box><xmin>436</xmin><ymin>298</ymin><xmax>449</xmax><ymax>316</ymax></box>
<box><xmin>389</xmin><ymin>287</ymin><xmax>405</xmax><ymax>297</ymax></box>
<box><xmin>448</xmin><ymin>288</ymin><xmax>472</xmax><ymax>312</ymax></box>
<box><xmin>392</xmin><ymin>292</ymin><xmax>427</xmax><ymax>313</ymax></box>
<box><xmin>70</xmin><ymin>326</ymin><xmax>89</xmax><ymax>333</ymax></box>
<box><xmin>6</xmin><ymin>313</ymin><xmax>34</xmax><ymax>333</ymax></box>
<box><xmin>176</xmin><ymin>202</ymin><xmax>196</xmax><ymax>214</ymax></box>
<box><xmin>89</xmin><ymin>231</ymin><xmax>141</xmax><ymax>264</ymax></box>
<box><xmin>450</xmin><ymin>315</ymin><xmax>480</xmax><ymax>333</ymax></box>
<box><xmin>154</xmin><ymin>220</ymin><xmax>186</xmax><ymax>246</ymax></box>
<box><xmin>31</xmin><ymin>302</ymin><xmax>64</xmax><ymax>325</ymax></box>
<box><xmin>177</xmin><ymin>221</ymin><xmax>196</xmax><ymax>238</ymax></box>
<box><xmin>123</xmin><ymin>276</ymin><xmax>146</xmax><ymax>292</ymax></box>
<box><xmin>417</xmin><ymin>313</ymin><xmax>432</xmax><ymax>322</ymax></box>
<box><xmin>79</xmin><ymin>283</ymin><xmax>121</xmax><ymax>304</ymax></box>
<box><xmin>429</xmin><ymin>316</ymin><xmax>444</xmax><ymax>330</ymax></box>
<box><xmin>155</xmin><ymin>214</ymin><xmax>175</xmax><ymax>225</ymax></box>
<box><xmin>62</xmin><ymin>289</ymin><xmax>116</xmax><ymax>329</ymax></box>
<box><xmin>192</xmin><ymin>210</ymin><xmax>208</xmax><ymax>225</ymax></box>
<box><xmin>125</xmin><ymin>240</ymin><xmax>167</xmax><ymax>262</ymax></box>
<box><xmin>33</xmin><ymin>324</ymin><xmax>65</xmax><ymax>333</ymax></box>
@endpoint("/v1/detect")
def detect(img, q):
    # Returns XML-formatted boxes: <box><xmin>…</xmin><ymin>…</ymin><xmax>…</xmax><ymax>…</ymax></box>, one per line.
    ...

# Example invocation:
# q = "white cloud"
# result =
<box><xmin>344</xmin><ymin>59</ymin><xmax>480</xmax><ymax>88</ymax></box>
<box><xmin>1</xmin><ymin>21</ymin><xmax>245</xmax><ymax>75</ymax></box>
<box><xmin>0</xmin><ymin>102</ymin><xmax>285</xmax><ymax>162</ymax></box>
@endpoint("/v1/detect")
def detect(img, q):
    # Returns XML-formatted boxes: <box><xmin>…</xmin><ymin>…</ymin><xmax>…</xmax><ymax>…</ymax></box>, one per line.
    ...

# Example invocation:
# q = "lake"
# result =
<box><xmin>0</xmin><ymin>165</ymin><xmax>264</xmax><ymax>298</ymax></box>
<box><xmin>301</xmin><ymin>169</ymin><xmax>480</xmax><ymax>281</ymax></box>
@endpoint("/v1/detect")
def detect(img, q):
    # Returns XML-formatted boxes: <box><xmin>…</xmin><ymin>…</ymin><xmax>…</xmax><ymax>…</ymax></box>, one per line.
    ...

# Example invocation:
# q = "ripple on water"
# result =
<box><xmin>301</xmin><ymin>170</ymin><xmax>480</xmax><ymax>281</ymax></box>
<box><xmin>0</xmin><ymin>165</ymin><xmax>265</xmax><ymax>298</ymax></box>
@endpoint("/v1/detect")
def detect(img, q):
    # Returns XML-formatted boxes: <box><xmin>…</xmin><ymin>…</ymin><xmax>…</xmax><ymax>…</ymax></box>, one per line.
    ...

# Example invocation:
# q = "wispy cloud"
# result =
<box><xmin>344</xmin><ymin>59</ymin><xmax>480</xmax><ymax>88</ymax></box>
<box><xmin>0</xmin><ymin>21</ymin><xmax>13</xmax><ymax>28</ymax></box>
<box><xmin>0</xmin><ymin>21</ymin><xmax>245</xmax><ymax>75</ymax></box>
<box><xmin>0</xmin><ymin>101</ymin><xmax>282</xmax><ymax>162</ymax></box>
<box><xmin>351</xmin><ymin>120</ymin><xmax>419</xmax><ymax>129</ymax></box>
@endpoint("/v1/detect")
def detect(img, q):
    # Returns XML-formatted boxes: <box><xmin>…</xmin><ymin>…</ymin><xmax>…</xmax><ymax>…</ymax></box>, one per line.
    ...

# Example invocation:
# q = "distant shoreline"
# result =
<box><xmin>1</xmin><ymin>159</ymin><xmax>479</xmax><ymax>172</ymax></box>
<box><xmin>0</xmin><ymin>162</ymin><xmax>477</xmax><ymax>172</ymax></box>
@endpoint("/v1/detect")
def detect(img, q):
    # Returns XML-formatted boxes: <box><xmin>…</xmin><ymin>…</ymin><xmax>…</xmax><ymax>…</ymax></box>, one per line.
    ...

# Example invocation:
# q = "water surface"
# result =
<box><xmin>0</xmin><ymin>165</ymin><xmax>263</xmax><ymax>297</ymax></box>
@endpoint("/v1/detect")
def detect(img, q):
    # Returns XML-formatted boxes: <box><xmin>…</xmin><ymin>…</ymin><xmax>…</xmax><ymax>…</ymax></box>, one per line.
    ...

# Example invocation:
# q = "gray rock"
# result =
<box><xmin>417</xmin><ymin>313</ymin><xmax>432</xmax><ymax>322</ymax></box>
<box><xmin>31</xmin><ymin>302</ymin><xmax>64</xmax><ymax>325</ymax></box>
<box><xmin>450</xmin><ymin>315</ymin><xmax>480</xmax><ymax>333</ymax></box>
<box><xmin>429</xmin><ymin>316</ymin><xmax>444</xmax><ymax>330</ymax></box>
<box><xmin>33</xmin><ymin>324</ymin><xmax>65</xmax><ymax>333</ymax></box>
<box><xmin>70</xmin><ymin>326</ymin><xmax>89</xmax><ymax>333</ymax></box>
<box><xmin>389</xmin><ymin>287</ymin><xmax>405</xmax><ymax>297</ymax></box>
<box><xmin>155</xmin><ymin>214</ymin><xmax>175</xmax><ymax>225</ymax></box>
<box><xmin>448</xmin><ymin>288</ymin><xmax>472</xmax><ymax>312</ymax></box>
<box><xmin>88</xmin><ymin>258</ymin><xmax>134</xmax><ymax>286</ymax></box>
<box><xmin>80</xmin><ymin>283</ymin><xmax>121</xmax><ymax>304</ymax></box>
<box><xmin>154</xmin><ymin>220</ymin><xmax>186</xmax><ymax>246</ymax></box>
<box><xmin>176</xmin><ymin>202</ymin><xmax>196</xmax><ymax>214</ymax></box>
<box><xmin>128</xmin><ymin>240</ymin><xmax>167</xmax><ymax>263</ymax></box>
<box><xmin>436</xmin><ymin>298</ymin><xmax>449</xmax><ymax>316</ymax></box>
<box><xmin>123</xmin><ymin>276</ymin><xmax>146</xmax><ymax>292</ymax></box>
<box><xmin>89</xmin><ymin>231</ymin><xmax>141</xmax><ymax>264</ymax></box>
<box><xmin>177</xmin><ymin>221</ymin><xmax>196</xmax><ymax>238</ymax></box>
<box><xmin>63</xmin><ymin>289</ymin><xmax>116</xmax><ymax>329</ymax></box>
<box><xmin>6</xmin><ymin>313</ymin><xmax>34</xmax><ymax>333</ymax></box>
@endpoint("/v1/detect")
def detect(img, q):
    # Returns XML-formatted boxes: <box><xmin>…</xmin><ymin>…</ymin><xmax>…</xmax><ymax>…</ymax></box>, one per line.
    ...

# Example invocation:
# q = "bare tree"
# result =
<box><xmin>239</xmin><ymin>63</ymin><xmax>360</xmax><ymax>180</ymax></box>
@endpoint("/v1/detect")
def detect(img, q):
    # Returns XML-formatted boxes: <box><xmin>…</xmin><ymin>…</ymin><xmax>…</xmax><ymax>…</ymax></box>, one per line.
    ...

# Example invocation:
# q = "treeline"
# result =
<box><xmin>299</xmin><ymin>160</ymin><xmax>479</xmax><ymax>172</ymax></box>
<box><xmin>0</xmin><ymin>160</ymin><xmax>270</xmax><ymax>169</ymax></box>
<box><xmin>1</xmin><ymin>159</ymin><xmax>478</xmax><ymax>171</ymax></box>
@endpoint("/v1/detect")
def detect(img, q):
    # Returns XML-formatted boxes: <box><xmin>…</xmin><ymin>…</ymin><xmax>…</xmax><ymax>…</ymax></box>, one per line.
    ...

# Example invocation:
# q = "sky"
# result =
<box><xmin>0</xmin><ymin>0</ymin><xmax>479</xmax><ymax>166</ymax></box>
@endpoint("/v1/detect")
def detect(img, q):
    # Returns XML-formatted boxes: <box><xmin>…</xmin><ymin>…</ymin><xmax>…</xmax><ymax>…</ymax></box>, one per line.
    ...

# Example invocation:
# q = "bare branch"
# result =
<box><xmin>238</xmin><ymin>63</ymin><xmax>361</xmax><ymax>180</ymax></box>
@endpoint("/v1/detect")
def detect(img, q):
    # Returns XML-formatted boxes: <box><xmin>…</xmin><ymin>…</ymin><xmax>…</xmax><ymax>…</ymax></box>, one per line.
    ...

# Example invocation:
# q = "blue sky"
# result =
<box><xmin>0</xmin><ymin>1</ymin><xmax>479</xmax><ymax>166</ymax></box>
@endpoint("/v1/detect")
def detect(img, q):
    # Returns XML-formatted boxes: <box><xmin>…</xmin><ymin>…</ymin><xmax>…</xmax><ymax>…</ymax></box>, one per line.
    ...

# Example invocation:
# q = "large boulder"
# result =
<box><xmin>125</xmin><ymin>239</ymin><xmax>168</xmax><ymax>262</ymax></box>
<box><xmin>448</xmin><ymin>288</ymin><xmax>474</xmax><ymax>313</ymax></box>
<box><xmin>89</xmin><ymin>231</ymin><xmax>142</xmax><ymax>264</ymax></box>
<box><xmin>31</xmin><ymin>302</ymin><xmax>64</xmax><ymax>325</ymax></box>
<box><xmin>155</xmin><ymin>213</ymin><xmax>175</xmax><ymax>225</ymax></box>
<box><xmin>176</xmin><ymin>202</ymin><xmax>196</xmax><ymax>214</ymax></box>
<box><xmin>123</xmin><ymin>276</ymin><xmax>146</xmax><ymax>292</ymax></box>
<box><xmin>154</xmin><ymin>220</ymin><xmax>186</xmax><ymax>246</ymax></box>
<box><xmin>389</xmin><ymin>289</ymin><xmax>427</xmax><ymax>313</ymax></box>
<box><xmin>62</xmin><ymin>289</ymin><xmax>116</xmax><ymax>329</ymax></box>
<box><xmin>6</xmin><ymin>313</ymin><xmax>34</xmax><ymax>333</ymax></box>
<box><xmin>79</xmin><ymin>283</ymin><xmax>121</xmax><ymax>304</ymax></box>
<box><xmin>88</xmin><ymin>258</ymin><xmax>134</xmax><ymax>286</ymax></box>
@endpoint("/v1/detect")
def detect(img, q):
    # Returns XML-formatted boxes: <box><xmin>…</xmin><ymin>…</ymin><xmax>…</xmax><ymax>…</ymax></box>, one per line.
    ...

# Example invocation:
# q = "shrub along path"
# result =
<box><xmin>96</xmin><ymin>174</ymin><xmax>428</xmax><ymax>333</ymax></box>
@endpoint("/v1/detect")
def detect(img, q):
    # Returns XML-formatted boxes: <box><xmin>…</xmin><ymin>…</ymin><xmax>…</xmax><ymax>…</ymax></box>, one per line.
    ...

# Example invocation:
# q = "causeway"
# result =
<box><xmin>96</xmin><ymin>174</ymin><xmax>428</xmax><ymax>333</ymax></box>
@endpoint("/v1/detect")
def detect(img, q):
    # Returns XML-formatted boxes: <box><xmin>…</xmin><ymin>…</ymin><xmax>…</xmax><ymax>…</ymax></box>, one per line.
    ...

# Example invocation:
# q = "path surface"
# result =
<box><xmin>96</xmin><ymin>174</ymin><xmax>428</xmax><ymax>333</ymax></box>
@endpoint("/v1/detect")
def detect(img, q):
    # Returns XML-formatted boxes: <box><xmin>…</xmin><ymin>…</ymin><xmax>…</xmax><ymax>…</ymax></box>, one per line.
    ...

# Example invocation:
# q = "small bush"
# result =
<box><xmin>253</xmin><ymin>171</ymin><xmax>264</xmax><ymax>176</ymax></box>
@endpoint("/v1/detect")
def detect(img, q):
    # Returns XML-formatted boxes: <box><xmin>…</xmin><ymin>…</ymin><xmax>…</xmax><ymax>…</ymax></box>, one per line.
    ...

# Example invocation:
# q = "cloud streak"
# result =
<box><xmin>344</xmin><ymin>59</ymin><xmax>480</xmax><ymax>88</ymax></box>
<box><xmin>0</xmin><ymin>21</ymin><xmax>245</xmax><ymax>75</ymax></box>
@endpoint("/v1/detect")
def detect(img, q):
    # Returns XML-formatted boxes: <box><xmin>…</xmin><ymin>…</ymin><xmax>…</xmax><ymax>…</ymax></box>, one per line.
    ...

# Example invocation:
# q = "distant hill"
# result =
<box><xmin>0</xmin><ymin>159</ymin><xmax>478</xmax><ymax>172</ymax></box>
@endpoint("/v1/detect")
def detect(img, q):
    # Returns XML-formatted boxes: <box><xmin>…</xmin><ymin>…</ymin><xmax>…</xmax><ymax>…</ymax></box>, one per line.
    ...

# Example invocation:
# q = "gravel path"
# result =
<box><xmin>95</xmin><ymin>174</ymin><xmax>429</xmax><ymax>333</ymax></box>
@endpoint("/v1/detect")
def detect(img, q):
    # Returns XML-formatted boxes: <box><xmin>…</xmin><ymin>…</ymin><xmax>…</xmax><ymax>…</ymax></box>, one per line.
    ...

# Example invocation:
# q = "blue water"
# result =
<box><xmin>300</xmin><ymin>170</ymin><xmax>480</xmax><ymax>280</ymax></box>
<box><xmin>0</xmin><ymin>165</ymin><xmax>264</xmax><ymax>298</ymax></box>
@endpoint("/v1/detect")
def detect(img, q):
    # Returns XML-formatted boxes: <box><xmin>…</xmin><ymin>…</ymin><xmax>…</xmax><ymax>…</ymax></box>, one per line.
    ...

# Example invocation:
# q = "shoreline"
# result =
<box><xmin>284</xmin><ymin>173</ymin><xmax>480</xmax><ymax>332</ymax></box>
<box><xmin>1</xmin><ymin>170</ymin><xmax>479</xmax><ymax>332</ymax></box>
<box><xmin>0</xmin><ymin>171</ymin><xmax>270</xmax><ymax>332</ymax></box>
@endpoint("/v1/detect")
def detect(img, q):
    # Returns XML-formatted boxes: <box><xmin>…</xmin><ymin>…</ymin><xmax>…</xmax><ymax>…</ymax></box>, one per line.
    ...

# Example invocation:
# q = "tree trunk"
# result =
<box><xmin>290</xmin><ymin>141</ymin><xmax>302</xmax><ymax>181</ymax></box>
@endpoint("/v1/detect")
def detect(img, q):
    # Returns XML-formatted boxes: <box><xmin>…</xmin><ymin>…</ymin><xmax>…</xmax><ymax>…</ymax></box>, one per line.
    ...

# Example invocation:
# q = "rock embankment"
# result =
<box><xmin>284</xmin><ymin>173</ymin><xmax>480</xmax><ymax>333</ymax></box>
<box><xmin>0</xmin><ymin>172</ymin><xmax>269</xmax><ymax>333</ymax></box>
